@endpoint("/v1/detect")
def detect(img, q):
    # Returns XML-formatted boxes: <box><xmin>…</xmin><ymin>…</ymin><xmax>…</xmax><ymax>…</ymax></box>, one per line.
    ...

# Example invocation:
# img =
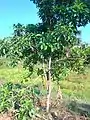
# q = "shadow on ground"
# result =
<box><xmin>68</xmin><ymin>100</ymin><xmax>90</xmax><ymax>117</ymax></box>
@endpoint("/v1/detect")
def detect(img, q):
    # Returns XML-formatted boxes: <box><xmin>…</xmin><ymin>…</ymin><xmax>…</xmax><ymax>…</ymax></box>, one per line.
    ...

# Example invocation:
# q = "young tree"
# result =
<box><xmin>10</xmin><ymin>23</ymin><xmax>86</xmax><ymax>112</ymax></box>
<box><xmin>9</xmin><ymin>0</ymin><xmax>90</xmax><ymax>112</ymax></box>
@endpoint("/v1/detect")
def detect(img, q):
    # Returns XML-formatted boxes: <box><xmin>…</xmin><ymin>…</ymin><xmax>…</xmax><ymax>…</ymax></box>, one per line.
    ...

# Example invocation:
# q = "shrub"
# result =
<box><xmin>0</xmin><ymin>82</ymin><xmax>40</xmax><ymax>120</ymax></box>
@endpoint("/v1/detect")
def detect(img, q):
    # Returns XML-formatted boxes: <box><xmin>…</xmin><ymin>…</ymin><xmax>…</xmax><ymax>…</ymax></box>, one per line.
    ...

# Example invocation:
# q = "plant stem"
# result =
<box><xmin>46</xmin><ymin>57</ymin><xmax>51</xmax><ymax>112</ymax></box>
<box><xmin>42</xmin><ymin>60</ymin><xmax>47</xmax><ymax>88</ymax></box>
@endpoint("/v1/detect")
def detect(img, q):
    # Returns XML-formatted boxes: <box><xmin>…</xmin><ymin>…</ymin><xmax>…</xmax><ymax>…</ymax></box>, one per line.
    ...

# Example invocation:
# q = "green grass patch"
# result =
<box><xmin>0</xmin><ymin>62</ymin><xmax>90</xmax><ymax>102</ymax></box>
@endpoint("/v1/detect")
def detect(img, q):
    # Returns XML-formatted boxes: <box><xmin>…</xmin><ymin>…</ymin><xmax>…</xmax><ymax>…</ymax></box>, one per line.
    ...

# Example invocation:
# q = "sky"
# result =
<box><xmin>0</xmin><ymin>0</ymin><xmax>90</xmax><ymax>44</ymax></box>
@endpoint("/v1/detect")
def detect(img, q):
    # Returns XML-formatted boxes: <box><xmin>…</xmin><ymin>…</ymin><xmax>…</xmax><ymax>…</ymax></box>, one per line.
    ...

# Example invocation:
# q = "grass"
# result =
<box><xmin>60</xmin><ymin>71</ymin><xmax>90</xmax><ymax>102</ymax></box>
<box><xmin>0</xmin><ymin>67</ymin><xmax>27</xmax><ymax>83</ymax></box>
<box><xmin>0</xmin><ymin>58</ymin><xmax>90</xmax><ymax>102</ymax></box>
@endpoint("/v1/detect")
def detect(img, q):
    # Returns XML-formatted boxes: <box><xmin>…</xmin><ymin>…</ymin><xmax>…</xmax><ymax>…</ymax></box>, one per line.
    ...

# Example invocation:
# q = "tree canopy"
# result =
<box><xmin>31</xmin><ymin>0</ymin><xmax>90</xmax><ymax>30</ymax></box>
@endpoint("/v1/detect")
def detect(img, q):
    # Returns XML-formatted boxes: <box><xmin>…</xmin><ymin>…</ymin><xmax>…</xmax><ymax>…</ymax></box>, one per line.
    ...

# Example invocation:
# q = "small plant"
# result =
<box><xmin>0</xmin><ymin>82</ymin><xmax>40</xmax><ymax>120</ymax></box>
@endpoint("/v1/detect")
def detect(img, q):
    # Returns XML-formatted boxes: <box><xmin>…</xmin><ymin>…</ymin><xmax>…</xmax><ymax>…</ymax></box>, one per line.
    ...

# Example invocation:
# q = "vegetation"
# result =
<box><xmin>0</xmin><ymin>82</ymin><xmax>37</xmax><ymax>120</ymax></box>
<box><xmin>0</xmin><ymin>0</ymin><xmax>90</xmax><ymax>119</ymax></box>
<box><xmin>0</xmin><ymin>62</ymin><xmax>90</xmax><ymax>119</ymax></box>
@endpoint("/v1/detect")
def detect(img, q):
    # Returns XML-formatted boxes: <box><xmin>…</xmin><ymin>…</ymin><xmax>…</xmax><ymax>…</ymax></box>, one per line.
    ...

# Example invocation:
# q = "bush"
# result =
<box><xmin>0</xmin><ymin>82</ymin><xmax>40</xmax><ymax>120</ymax></box>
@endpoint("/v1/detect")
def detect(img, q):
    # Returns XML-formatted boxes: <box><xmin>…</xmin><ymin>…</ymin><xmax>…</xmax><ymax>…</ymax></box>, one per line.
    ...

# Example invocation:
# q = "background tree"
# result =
<box><xmin>13</xmin><ymin>23</ymin><xmax>25</xmax><ymax>36</ymax></box>
<box><xmin>84</xmin><ymin>45</ymin><xmax>90</xmax><ymax>65</ymax></box>
<box><xmin>0</xmin><ymin>38</ymin><xmax>11</xmax><ymax>58</ymax></box>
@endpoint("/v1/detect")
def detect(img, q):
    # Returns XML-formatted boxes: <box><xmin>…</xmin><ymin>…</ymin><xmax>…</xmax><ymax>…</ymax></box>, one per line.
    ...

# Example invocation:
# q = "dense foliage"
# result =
<box><xmin>31</xmin><ymin>0</ymin><xmax>90</xmax><ymax>30</ymax></box>
<box><xmin>0</xmin><ymin>82</ymin><xmax>40</xmax><ymax>120</ymax></box>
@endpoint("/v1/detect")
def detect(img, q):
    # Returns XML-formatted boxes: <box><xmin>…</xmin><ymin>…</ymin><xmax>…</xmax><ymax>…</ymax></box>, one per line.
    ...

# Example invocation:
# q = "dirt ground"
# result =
<box><xmin>0</xmin><ymin>113</ymin><xmax>13</xmax><ymax>120</ymax></box>
<box><xmin>34</xmin><ymin>98</ymin><xmax>90</xmax><ymax>120</ymax></box>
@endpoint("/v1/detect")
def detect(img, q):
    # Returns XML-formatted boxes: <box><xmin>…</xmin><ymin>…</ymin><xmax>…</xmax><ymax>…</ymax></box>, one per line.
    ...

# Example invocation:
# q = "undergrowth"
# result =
<box><xmin>0</xmin><ymin>82</ymin><xmax>40</xmax><ymax>120</ymax></box>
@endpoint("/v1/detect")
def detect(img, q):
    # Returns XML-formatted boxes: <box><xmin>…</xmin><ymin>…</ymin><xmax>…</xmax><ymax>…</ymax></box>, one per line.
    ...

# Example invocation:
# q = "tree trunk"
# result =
<box><xmin>57</xmin><ymin>85</ymin><xmax>62</xmax><ymax>100</ymax></box>
<box><xmin>42</xmin><ymin>61</ymin><xmax>47</xmax><ymax>88</ymax></box>
<box><xmin>46</xmin><ymin>57</ymin><xmax>51</xmax><ymax>112</ymax></box>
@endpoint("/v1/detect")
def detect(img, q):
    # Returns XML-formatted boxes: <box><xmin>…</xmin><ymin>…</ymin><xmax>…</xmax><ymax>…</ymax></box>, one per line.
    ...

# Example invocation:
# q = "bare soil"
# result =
<box><xmin>0</xmin><ymin>113</ymin><xmax>13</xmax><ymax>120</ymax></box>
<box><xmin>34</xmin><ymin>98</ymin><xmax>90</xmax><ymax>120</ymax></box>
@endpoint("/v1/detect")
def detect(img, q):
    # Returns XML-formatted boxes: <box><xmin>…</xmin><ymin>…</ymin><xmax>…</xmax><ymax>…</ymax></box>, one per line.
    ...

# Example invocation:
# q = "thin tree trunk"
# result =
<box><xmin>42</xmin><ymin>61</ymin><xmax>47</xmax><ymax>88</ymax></box>
<box><xmin>57</xmin><ymin>85</ymin><xmax>62</xmax><ymax>100</ymax></box>
<box><xmin>46</xmin><ymin>57</ymin><xmax>51</xmax><ymax>112</ymax></box>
